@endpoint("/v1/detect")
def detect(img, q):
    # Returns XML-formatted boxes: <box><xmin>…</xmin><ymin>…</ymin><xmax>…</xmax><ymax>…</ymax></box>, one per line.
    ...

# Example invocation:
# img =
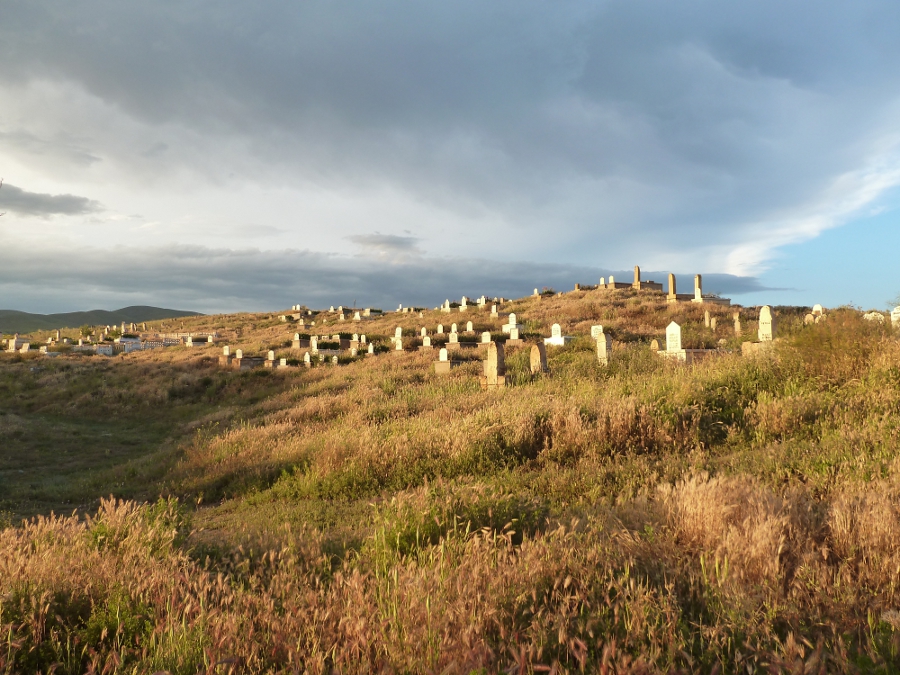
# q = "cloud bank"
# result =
<box><xmin>0</xmin><ymin>182</ymin><xmax>101</xmax><ymax>217</ymax></box>
<box><xmin>0</xmin><ymin>242</ymin><xmax>771</xmax><ymax>315</ymax></box>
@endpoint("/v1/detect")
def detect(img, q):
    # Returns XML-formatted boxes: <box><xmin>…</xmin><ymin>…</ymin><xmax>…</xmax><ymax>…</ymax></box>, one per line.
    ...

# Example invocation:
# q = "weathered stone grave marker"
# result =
<box><xmin>530</xmin><ymin>343</ymin><xmax>548</xmax><ymax>374</ymax></box>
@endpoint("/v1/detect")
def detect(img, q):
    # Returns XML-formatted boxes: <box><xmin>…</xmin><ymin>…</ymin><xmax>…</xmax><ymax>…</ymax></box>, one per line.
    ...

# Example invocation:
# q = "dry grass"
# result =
<box><xmin>2</xmin><ymin>294</ymin><xmax>900</xmax><ymax>672</ymax></box>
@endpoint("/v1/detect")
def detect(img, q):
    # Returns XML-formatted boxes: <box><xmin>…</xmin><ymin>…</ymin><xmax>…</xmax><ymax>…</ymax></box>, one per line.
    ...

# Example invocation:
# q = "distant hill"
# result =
<box><xmin>0</xmin><ymin>306</ymin><xmax>202</xmax><ymax>334</ymax></box>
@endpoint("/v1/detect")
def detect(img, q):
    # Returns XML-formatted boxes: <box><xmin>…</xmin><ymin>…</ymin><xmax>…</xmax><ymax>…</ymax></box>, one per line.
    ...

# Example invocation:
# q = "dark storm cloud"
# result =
<box><xmin>1</xmin><ymin>1</ymin><xmax>899</xmax><ymax>276</ymax></box>
<box><xmin>0</xmin><ymin>243</ymin><xmax>772</xmax><ymax>315</ymax></box>
<box><xmin>0</xmin><ymin>182</ymin><xmax>101</xmax><ymax>217</ymax></box>
<box><xmin>348</xmin><ymin>234</ymin><xmax>423</xmax><ymax>256</ymax></box>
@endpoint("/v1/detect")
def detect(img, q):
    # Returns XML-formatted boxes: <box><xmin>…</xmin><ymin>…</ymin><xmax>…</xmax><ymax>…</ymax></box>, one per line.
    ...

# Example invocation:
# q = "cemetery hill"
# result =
<box><xmin>3</xmin><ymin>268</ymin><xmax>900</xmax><ymax>673</ymax></box>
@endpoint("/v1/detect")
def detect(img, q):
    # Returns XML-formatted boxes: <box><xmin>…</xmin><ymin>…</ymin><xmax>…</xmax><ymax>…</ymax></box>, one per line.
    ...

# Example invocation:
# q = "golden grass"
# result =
<box><xmin>2</xmin><ymin>293</ymin><xmax>900</xmax><ymax>671</ymax></box>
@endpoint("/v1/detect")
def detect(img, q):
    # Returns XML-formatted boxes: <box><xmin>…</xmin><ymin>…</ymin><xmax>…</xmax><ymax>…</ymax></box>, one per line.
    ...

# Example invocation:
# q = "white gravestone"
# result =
<box><xmin>597</xmin><ymin>333</ymin><xmax>612</xmax><ymax>366</ymax></box>
<box><xmin>666</xmin><ymin>322</ymin><xmax>682</xmax><ymax>353</ymax></box>
<box><xmin>758</xmin><ymin>306</ymin><xmax>776</xmax><ymax>342</ymax></box>
<box><xmin>544</xmin><ymin>323</ymin><xmax>572</xmax><ymax>347</ymax></box>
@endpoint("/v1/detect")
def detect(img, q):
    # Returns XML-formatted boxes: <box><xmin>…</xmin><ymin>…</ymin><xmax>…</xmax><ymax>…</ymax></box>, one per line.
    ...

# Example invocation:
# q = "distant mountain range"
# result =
<box><xmin>0</xmin><ymin>306</ymin><xmax>202</xmax><ymax>334</ymax></box>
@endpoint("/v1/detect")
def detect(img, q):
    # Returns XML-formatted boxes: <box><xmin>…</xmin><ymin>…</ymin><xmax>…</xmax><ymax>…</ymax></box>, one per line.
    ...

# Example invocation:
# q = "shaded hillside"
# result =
<box><xmin>0</xmin><ymin>305</ymin><xmax>201</xmax><ymax>333</ymax></box>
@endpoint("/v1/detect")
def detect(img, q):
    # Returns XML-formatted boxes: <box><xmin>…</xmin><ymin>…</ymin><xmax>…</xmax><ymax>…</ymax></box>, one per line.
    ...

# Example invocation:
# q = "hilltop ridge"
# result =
<box><xmin>0</xmin><ymin>305</ymin><xmax>201</xmax><ymax>333</ymax></box>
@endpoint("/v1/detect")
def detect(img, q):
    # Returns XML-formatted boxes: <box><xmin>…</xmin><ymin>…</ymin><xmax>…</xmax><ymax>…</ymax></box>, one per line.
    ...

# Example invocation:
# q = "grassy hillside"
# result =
<box><xmin>1</xmin><ymin>289</ymin><xmax>899</xmax><ymax>673</ymax></box>
<box><xmin>0</xmin><ymin>305</ymin><xmax>201</xmax><ymax>334</ymax></box>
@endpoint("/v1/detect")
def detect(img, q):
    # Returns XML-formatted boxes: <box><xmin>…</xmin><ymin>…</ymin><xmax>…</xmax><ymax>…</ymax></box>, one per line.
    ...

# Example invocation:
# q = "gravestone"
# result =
<box><xmin>530</xmin><ymin>344</ymin><xmax>548</xmax><ymax>374</ymax></box>
<box><xmin>704</xmin><ymin>310</ymin><xmax>710</xmax><ymax>328</ymax></box>
<box><xmin>608</xmin><ymin>275</ymin><xmax>615</xmax><ymax>285</ymax></box>
<box><xmin>508</xmin><ymin>313</ymin><xmax>517</xmax><ymax>326</ymax></box>
<box><xmin>466</xmin><ymin>321</ymin><xmax>473</xmax><ymax>332</ymax></box>
<box><xmin>361</xmin><ymin>335</ymin><xmax>367</xmax><ymax>343</ymax></box>
<box><xmin>804</xmin><ymin>313</ymin><xmax>815</xmax><ymax>325</ymax></box>
<box><xmin>534</xmin><ymin>288</ymin><xmax>539</xmax><ymax>296</ymax></box>
<box><xmin>710</xmin><ymin>318</ymin><xmax>717</xmax><ymax>331</ymax></box>
<box><xmin>332</xmin><ymin>356</ymin><xmax>338</xmax><ymax>365</ymax></box>
<box><xmin>449</xmin><ymin>333</ymin><xmax>459</xmax><ymax>344</ymax></box>
<box><xmin>423</xmin><ymin>336</ymin><xmax>432</xmax><ymax>347</ymax></box>
<box><xmin>311</xmin><ymin>336</ymin><xmax>318</xmax><ymax>352</ymax></box>
<box><xmin>482</xmin><ymin>341</ymin><xmax>506</xmax><ymax>388</ymax></box>
<box><xmin>304</xmin><ymin>352</ymin><xmax>311</xmax><ymax>366</ymax></box>
<box><xmin>694</xmin><ymin>275</ymin><xmax>702</xmax><ymax>301</ymax></box>
<box><xmin>733</xmin><ymin>312</ymin><xmax>741</xmax><ymax>335</ymax></box>
<box><xmin>207</xmin><ymin>335</ymin><xmax>213</xmax><ymax>343</ymax></box>
<box><xmin>421</xmin><ymin>327</ymin><xmax>427</xmax><ymax>337</ymax></box>
<box><xmin>590</xmin><ymin>325</ymin><xmax>604</xmax><ymax>339</ymax></box>
<box><xmin>509</xmin><ymin>328</ymin><xmax>519</xmax><ymax>340</ymax></box>
<box><xmin>223</xmin><ymin>346</ymin><xmax>231</xmax><ymax>356</ymax></box>
<box><xmin>368</xmin><ymin>343</ymin><xmax>374</xmax><ymax>355</ymax></box>
<box><xmin>235</xmin><ymin>349</ymin><xmax>243</xmax><ymax>359</ymax></box>
<box><xmin>758</xmin><ymin>306</ymin><xmax>776</xmax><ymax>342</ymax></box>
<box><xmin>633</xmin><ymin>265</ymin><xmax>641</xmax><ymax>289</ymax></box>
<box><xmin>481</xmin><ymin>331</ymin><xmax>491</xmax><ymax>343</ymax></box>
<box><xmin>596</xmin><ymin>333</ymin><xmax>612</xmax><ymax>366</ymax></box>
<box><xmin>267</xmin><ymin>350</ymin><xmax>275</xmax><ymax>361</ymax></box>
<box><xmin>434</xmin><ymin>347</ymin><xmax>451</xmax><ymax>374</ymax></box>
<box><xmin>650</xmin><ymin>339</ymin><xmax>660</xmax><ymax>351</ymax></box>
<box><xmin>451</xmin><ymin>323</ymin><xmax>458</xmax><ymax>333</ymax></box>
<box><xmin>437</xmin><ymin>324</ymin><xmax>444</xmax><ymax>334</ymax></box>
<box><xmin>395</xmin><ymin>327</ymin><xmax>403</xmax><ymax>339</ymax></box>
<box><xmin>279</xmin><ymin>358</ymin><xmax>287</xmax><ymax>367</ymax></box>
<box><xmin>666</xmin><ymin>322</ymin><xmax>682</xmax><ymax>353</ymax></box>
<box><xmin>574</xmin><ymin>283</ymin><xmax>581</xmax><ymax>291</ymax></box>
<box><xmin>350</xmin><ymin>348</ymin><xmax>358</xmax><ymax>356</ymax></box>
<box><xmin>667</xmin><ymin>273</ymin><xmax>676</xmax><ymax>300</ymax></box>
<box><xmin>544</xmin><ymin>323</ymin><xmax>571</xmax><ymax>347</ymax></box>
<box><xmin>395</xmin><ymin>337</ymin><xmax>403</xmax><ymax>351</ymax></box>
<box><xmin>812</xmin><ymin>304</ymin><xmax>824</xmax><ymax>316</ymax></box>
<box><xmin>892</xmin><ymin>306</ymin><xmax>900</xmax><ymax>328</ymax></box>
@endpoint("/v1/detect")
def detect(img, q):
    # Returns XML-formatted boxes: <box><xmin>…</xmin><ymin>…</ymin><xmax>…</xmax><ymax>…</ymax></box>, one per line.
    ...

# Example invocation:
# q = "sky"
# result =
<box><xmin>1</xmin><ymin>0</ymin><xmax>899</xmax><ymax>315</ymax></box>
